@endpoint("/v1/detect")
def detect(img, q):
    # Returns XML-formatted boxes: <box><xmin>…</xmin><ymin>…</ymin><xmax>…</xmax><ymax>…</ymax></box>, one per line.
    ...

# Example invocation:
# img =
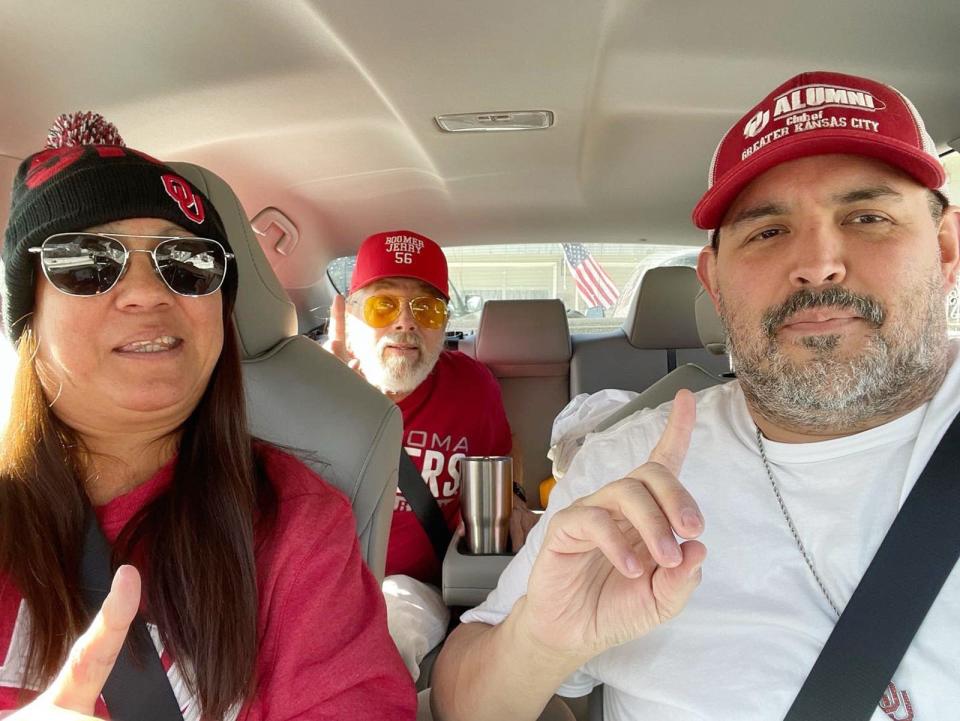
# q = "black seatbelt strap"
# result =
<box><xmin>80</xmin><ymin>512</ymin><xmax>185</xmax><ymax>721</ymax></box>
<box><xmin>398</xmin><ymin>450</ymin><xmax>453</xmax><ymax>562</ymax></box>
<box><xmin>784</xmin><ymin>410</ymin><xmax>960</xmax><ymax>721</ymax></box>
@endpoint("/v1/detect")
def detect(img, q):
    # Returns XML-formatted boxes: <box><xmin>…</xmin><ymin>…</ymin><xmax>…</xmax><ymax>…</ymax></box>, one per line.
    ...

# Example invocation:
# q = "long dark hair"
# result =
<box><xmin>0</xmin><ymin>286</ymin><xmax>275</xmax><ymax>718</ymax></box>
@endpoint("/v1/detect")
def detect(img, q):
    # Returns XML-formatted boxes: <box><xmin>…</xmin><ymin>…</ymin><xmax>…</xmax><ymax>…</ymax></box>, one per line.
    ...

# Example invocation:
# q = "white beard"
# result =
<box><xmin>348</xmin><ymin>325</ymin><xmax>442</xmax><ymax>395</ymax></box>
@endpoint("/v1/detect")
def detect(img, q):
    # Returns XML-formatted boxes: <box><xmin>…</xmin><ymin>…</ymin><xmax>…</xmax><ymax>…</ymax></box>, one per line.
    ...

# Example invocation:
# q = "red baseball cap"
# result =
<box><xmin>349</xmin><ymin>229</ymin><xmax>449</xmax><ymax>298</ymax></box>
<box><xmin>692</xmin><ymin>71</ymin><xmax>947</xmax><ymax>230</ymax></box>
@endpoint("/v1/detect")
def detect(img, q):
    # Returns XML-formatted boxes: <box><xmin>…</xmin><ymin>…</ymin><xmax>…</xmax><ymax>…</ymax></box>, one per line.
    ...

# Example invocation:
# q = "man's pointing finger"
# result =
<box><xmin>647</xmin><ymin>390</ymin><xmax>696</xmax><ymax>478</ymax></box>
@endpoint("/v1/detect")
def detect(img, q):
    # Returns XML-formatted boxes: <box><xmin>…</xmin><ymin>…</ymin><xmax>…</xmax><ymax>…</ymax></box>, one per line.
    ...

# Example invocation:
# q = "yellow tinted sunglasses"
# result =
<box><xmin>359</xmin><ymin>294</ymin><xmax>448</xmax><ymax>330</ymax></box>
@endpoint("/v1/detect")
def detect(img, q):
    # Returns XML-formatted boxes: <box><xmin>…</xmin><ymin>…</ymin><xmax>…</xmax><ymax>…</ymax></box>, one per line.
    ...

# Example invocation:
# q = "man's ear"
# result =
<box><xmin>937</xmin><ymin>206</ymin><xmax>960</xmax><ymax>290</ymax></box>
<box><xmin>696</xmin><ymin>244</ymin><xmax>720</xmax><ymax>310</ymax></box>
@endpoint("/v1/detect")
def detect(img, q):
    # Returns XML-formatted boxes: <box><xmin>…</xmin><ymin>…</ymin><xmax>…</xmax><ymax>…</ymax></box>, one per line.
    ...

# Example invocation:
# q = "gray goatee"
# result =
<box><xmin>721</xmin><ymin>277</ymin><xmax>949</xmax><ymax>434</ymax></box>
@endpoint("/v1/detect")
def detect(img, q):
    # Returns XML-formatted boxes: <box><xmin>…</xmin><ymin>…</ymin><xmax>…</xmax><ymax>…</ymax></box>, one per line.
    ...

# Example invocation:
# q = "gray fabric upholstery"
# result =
<box><xmin>623</xmin><ymin>266</ymin><xmax>702</xmax><ymax>349</ymax></box>
<box><xmin>500</xmin><ymin>375</ymin><xmax>570</xmax><ymax>501</ymax></box>
<box><xmin>571</xmin><ymin>266</ymin><xmax>729</xmax><ymax>396</ymax></box>
<box><xmin>474</xmin><ymin>300</ymin><xmax>571</xmax><ymax>503</ymax></box>
<box><xmin>475</xmin><ymin>299</ymin><xmax>571</xmax><ymax>370</ymax></box>
<box><xmin>570</xmin><ymin>331</ymin><xmax>668</xmax><ymax>396</ymax></box>
<box><xmin>171</xmin><ymin>162</ymin><xmax>402</xmax><ymax>580</ymax></box>
<box><xmin>242</xmin><ymin>342</ymin><xmax>401</xmax><ymax>579</ymax></box>
<box><xmin>695</xmin><ymin>287</ymin><xmax>727</xmax><ymax>355</ymax></box>
<box><xmin>677</xmin><ymin>347</ymin><xmax>729</xmax><ymax>376</ymax></box>
<box><xmin>593</xmin><ymin>286</ymin><xmax>731</xmax><ymax>434</ymax></box>
<box><xmin>169</xmin><ymin>164</ymin><xmax>297</xmax><ymax>358</ymax></box>
<box><xmin>594</xmin><ymin>363</ymin><xmax>727</xmax><ymax>433</ymax></box>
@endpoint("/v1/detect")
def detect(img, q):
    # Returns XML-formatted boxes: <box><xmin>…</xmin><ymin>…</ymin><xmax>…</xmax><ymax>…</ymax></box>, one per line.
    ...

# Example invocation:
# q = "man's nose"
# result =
<box><xmin>788</xmin><ymin>222</ymin><xmax>847</xmax><ymax>288</ymax></box>
<box><xmin>393</xmin><ymin>300</ymin><xmax>418</xmax><ymax>330</ymax></box>
<box><xmin>112</xmin><ymin>250</ymin><xmax>172</xmax><ymax>309</ymax></box>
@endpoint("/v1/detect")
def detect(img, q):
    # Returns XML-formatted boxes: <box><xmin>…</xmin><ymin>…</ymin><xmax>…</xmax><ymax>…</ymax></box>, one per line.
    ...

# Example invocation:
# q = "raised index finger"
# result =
<box><xmin>329</xmin><ymin>293</ymin><xmax>347</xmax><ymax>344</ymax></box>
<box><xmin>647</xmin><ymin>389</ymin><xmax>696</xmax><ymax>477</ymax></box>
<box><xmin>46</xmin><ymin>565</ymin><xmax>142</xmax><ymax>714</ymax></box>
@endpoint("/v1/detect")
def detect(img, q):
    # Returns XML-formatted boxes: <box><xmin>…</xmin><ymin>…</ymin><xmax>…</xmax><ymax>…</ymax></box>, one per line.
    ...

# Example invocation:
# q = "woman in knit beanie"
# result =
<box><xmin>0</xmin><ymin>114</ymin><xmax>415</xmax><ymax>720</ymax></box>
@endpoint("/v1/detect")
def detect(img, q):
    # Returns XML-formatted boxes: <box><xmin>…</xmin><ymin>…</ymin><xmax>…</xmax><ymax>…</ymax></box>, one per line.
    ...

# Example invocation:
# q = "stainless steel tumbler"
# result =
<box><xmin>459</xmin><ymin>456</ymin><xmax>513</xmax><ymax>554</ymax></box>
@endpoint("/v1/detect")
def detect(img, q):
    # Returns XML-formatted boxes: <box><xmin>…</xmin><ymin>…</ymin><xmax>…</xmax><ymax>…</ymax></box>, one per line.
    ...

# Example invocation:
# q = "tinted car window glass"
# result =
<box><xmin>326</xmin><ymin>243</ymin><xmax>702</xmax><ymax>335</ymax></box>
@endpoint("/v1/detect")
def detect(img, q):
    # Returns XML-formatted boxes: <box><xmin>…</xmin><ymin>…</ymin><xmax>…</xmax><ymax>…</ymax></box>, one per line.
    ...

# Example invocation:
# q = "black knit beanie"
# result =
<box><xmin>2</xmin><ymin>112</ymin><xmax>233</xmax><ymax>343</ymax></box>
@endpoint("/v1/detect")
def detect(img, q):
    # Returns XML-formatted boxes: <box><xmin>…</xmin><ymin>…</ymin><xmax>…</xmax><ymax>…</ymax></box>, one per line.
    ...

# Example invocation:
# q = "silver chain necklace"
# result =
<box><xmin>755</xmin><ymin>426</ymin><xmax>843</xmax><ymax>618</ymax></box>
<box><xmin>755</xmin><ymin>427</ymin><xmax>909</xmax><ymax>717</ymax></box>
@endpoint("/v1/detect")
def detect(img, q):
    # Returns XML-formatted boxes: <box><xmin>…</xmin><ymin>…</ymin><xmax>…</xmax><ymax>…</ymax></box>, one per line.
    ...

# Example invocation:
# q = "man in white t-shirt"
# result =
<box><xmin>430</xmin><ymin>71</ymin><xmax>960</xmax><ymax>721</ymax></box>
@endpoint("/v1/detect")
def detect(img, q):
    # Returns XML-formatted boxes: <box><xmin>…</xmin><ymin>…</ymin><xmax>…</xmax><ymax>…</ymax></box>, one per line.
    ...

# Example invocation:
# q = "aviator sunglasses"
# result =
<box><xmin>353</xmin><ymin>293</ymin><xmax>449</xmax><ymax>330</ymax></box>
<box><xmin>29</xmin><ymin>233</ymin><xmax>234</xmax><ymax>298</ymax></box>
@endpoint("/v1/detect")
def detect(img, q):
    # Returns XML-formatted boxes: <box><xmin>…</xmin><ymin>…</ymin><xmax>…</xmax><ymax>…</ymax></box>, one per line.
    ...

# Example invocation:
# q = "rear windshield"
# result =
<box><xmin>326</xmin><ymin>155</ymin><xmax>960</xmax><ymax>337</ymax></box>
<box><xmin>329</xmin><ymin>242</ymin><xmax>702</xmax><ymax>335</ymax></box>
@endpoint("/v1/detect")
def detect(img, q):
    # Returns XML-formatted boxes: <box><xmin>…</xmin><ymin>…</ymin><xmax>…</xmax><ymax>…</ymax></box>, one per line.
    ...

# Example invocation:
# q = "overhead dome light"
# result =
<box><xmin>435</xmin><ymin>110</ymin><xmax>554</xmax><ymax>133</ymax></box>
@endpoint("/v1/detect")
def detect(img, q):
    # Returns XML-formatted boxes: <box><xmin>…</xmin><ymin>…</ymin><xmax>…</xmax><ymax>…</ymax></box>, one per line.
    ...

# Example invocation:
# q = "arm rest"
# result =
<box><xmin>441</xmin><ymin>534</ymin><xmax>514</xmax><ymax>607</ymax></box>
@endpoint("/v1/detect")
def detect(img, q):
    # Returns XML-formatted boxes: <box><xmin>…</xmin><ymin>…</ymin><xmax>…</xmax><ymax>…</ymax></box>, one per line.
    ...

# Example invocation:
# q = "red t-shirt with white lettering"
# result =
<box><xmin>0</xmin><ymin>444</ymin><xmax>416</xmax><ymax>720</ymax></box>
<box><xmin>386</xmin><ymin>350</ymin><xmax>513</xmax><ymax>583</ymax></box>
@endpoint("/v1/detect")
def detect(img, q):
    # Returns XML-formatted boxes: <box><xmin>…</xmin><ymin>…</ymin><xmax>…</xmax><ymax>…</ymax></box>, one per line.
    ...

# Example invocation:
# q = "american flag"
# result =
<box><xmin>561</xmin><ymin>243</ymin><xmax>620</xmax><ymax>309</ymax></box>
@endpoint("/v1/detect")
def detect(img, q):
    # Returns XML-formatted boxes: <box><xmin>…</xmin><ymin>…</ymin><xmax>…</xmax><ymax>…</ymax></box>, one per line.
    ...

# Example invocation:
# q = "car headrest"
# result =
<box><xmin>622</xmin><ymin>266</ymin><xmax>701</xmax><ymax>349</ymax></box>
<box><xmin>474</xmin><ymin>299</ymin><xmax>571</xmax><ymax>377</ymax></box>
<box><xmin>695</xmin><ymin>288</ymin><xmax>727</xmax><ymax>355</ymax></box>
<box><xmin>168</xmin><ymin>163</ymin><xmax>298</xmax><ymax>358</ymax></box>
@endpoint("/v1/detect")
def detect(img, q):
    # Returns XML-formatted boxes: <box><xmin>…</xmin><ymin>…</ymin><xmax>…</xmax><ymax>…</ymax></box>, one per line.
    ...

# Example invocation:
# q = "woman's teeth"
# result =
<box><xmin>118</xmin><ymin>336</ymin><xmax>180</xmax><ymax>353</ymax></box>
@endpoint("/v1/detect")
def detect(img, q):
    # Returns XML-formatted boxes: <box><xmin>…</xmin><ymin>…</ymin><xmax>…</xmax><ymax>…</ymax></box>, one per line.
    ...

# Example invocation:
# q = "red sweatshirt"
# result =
<box><xmin>0</xmin><ymin>444</ymin><xmax>416</xmax><ymax>720</ymax></box>
<box><xmin>388</xmin><ymin>350</ymin><xmax>512</xmax><ymax>583</ymax></box>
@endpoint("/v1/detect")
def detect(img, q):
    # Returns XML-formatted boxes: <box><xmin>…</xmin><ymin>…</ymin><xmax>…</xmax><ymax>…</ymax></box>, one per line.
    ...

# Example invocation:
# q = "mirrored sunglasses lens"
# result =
<box><xmin>155</xmin><ymin>239</ymin><xmax>227</xmax><ymax>296</ymax></box>
<box><xmin>364</xmin><ymin>295</ymin><xmax>401</xmax><ymax>327</ymax></box>
<box><xmin>410</xmin><ymin>297</ymin><xmax>447</xmax><ymax>329</ymax></box>
<box><xmin>41</xmin><ymin>234</ymin><xmax>125</xmax><ymax>295</ymax></box>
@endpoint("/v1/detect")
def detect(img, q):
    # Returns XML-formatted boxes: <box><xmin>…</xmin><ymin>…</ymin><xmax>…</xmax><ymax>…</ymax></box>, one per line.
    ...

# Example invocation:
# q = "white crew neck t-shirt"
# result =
<box><xmin>463</xmin><ymin>340</ymin><xmax>960</xmax><ymax>720</ymax></box>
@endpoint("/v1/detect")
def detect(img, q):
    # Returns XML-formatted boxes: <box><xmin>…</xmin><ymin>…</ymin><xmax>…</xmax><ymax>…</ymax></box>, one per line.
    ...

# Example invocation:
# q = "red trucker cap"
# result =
<box><xmin>692</xmin><ymin>70</ymin><xmax>947</xmax><ymax>230</ymax></box>
<box><xmin>349</xmin><ymin>229</ymin><xmax>449</xmax><ymax>298</ymax></box>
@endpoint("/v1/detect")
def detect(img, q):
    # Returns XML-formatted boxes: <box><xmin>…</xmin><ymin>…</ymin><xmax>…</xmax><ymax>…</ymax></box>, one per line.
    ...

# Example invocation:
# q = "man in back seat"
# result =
<box><xmin>323</xmin><ymin>229</ymin><xmax>537</xmax><ymax>678</ymax></box>
<box><xmin>432</xmin><ymin>71</ymin><xmax>960</xmax><ymax>720</ymax></box>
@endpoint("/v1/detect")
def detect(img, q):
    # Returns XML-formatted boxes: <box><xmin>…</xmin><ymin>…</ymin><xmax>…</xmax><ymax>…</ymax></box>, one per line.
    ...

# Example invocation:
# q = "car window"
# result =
<box><xmin>326</xmin><ymin>242</ymin><xmax>703</xmax><ymax>335</ymax></box>
<box><xmin>326</xmin><ymin>255</ymin><xmax>356</xmax><ymax>299</ymax></box>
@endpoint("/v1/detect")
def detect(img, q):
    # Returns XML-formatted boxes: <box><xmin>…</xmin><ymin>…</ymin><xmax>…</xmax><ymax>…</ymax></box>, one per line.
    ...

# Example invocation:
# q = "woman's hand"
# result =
<box><xmin>8</xmin><ymin>566</ymin><xmax>141</xmax><ymax>721</ymax></box>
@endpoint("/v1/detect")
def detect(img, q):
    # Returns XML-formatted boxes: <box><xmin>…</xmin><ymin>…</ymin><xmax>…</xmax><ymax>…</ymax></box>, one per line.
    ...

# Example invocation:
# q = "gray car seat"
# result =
<box><xmin>472</xmin><ymin>299</ymin><xmax>572</xmax><ymax>505</ymax></box>
<box><xmin>170</xmin><ymin>162</ymin><xmax>402</xmax><ymax>581</ymax></box>
<box><xmin>594</xmin><ymin>287</ymin><xmax>730</xmax><ymax>433</ymax></box>
<box><xmin>570</xmin><ymin>266</ymin><xmax>729</xmax><ymax>397</ymax></box>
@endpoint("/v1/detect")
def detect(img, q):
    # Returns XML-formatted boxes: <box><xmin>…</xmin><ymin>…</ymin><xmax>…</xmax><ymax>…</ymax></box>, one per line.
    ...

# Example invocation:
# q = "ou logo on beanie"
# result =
<box><xmin>162</xmin><ymin>174</ymin><xmax>206</xmax><ymax>224</ymax></box>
